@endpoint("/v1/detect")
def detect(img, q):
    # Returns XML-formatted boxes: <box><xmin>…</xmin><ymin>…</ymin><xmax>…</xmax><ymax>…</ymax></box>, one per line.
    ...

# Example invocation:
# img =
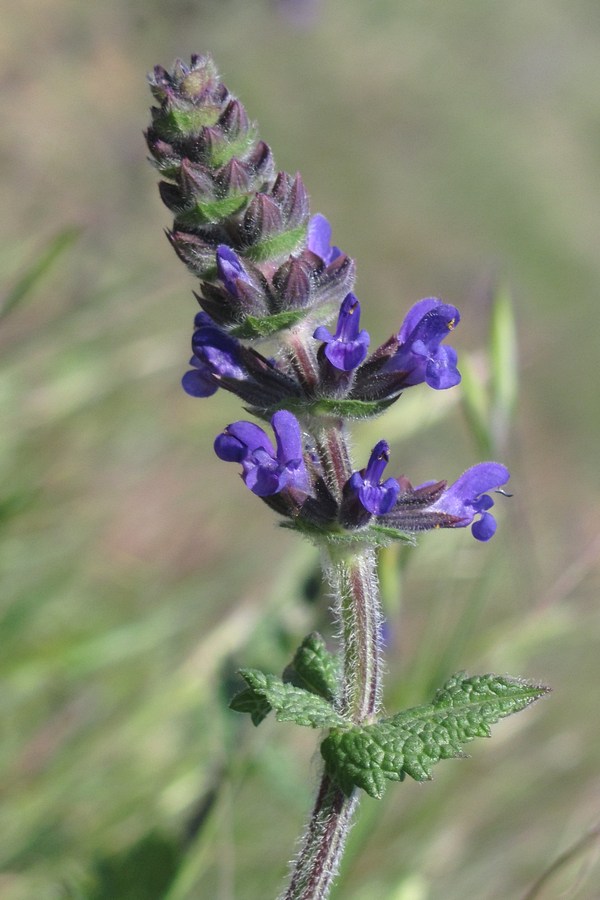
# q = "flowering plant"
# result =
<box><xmin>145</xmin><ymin>55</ymin><xmax>548</xmax><ymax>899</ymax></box>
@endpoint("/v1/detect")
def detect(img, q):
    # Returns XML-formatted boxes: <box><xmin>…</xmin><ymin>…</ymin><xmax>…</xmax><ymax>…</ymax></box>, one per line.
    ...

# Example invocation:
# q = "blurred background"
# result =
<box><xmin>1</xmin><ymin>1</ymin><xmax>599</xmax><ymax>897</ymax></box>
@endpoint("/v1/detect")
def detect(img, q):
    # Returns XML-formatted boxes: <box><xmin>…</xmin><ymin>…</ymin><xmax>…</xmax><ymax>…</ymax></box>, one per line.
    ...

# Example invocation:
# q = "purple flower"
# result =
<box><xmin>383</xmin><ymin>298</ymin><xmax>461</xmax><ymax>390</ymax></box>
<box><xmin>307</xmin><ymin>214</ymin><xmax>342</xmax><ymax>266</ymax></box>
<box><xmin>428</xmin><ymin>462</ymin><xmax>510</xmax><ymax>541</ymax></box>
<box><xmin>345</xmin><ymin>440</ymin><xmax>400</xmax><ymax>515</ymax></box>
<box><xmin>216</xmin><ymin>245</ymin><xmax>253</xmax><ymax>298</ymax></box>
<box><xmin>314</xmin><ymin>293</ymin><xmax>370</xmax><ymax>371</ymax></box>
<box><xmin>214</xmin><ymin>410</ymin><xmax>309</xmax><ymax>497</ymax></box>
<box><xmin>181</xmin><ymin>313</ymin><xmax>245</xmax><ymax>397</ymax></box>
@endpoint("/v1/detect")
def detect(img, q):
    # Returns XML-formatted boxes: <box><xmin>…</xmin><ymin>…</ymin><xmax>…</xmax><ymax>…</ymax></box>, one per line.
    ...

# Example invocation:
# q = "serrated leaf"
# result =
<box><xmin>229</xmin><ymin>685</ymin><xmax>272</xmax><ymax>726</ymax></box>
<box><xmin>231</xmin><ymin>669</ymin><xmax>348</xmax><ymax>729</ymax></box>
<box><xmin>282</xmin><ymin>633</ymin><xmax>340</xmax><ymax>703</ymax></box>
<box><xmin>321</xmin><ymin>672</ymin><xmax>549</xmax><ymax>798</ymax></box>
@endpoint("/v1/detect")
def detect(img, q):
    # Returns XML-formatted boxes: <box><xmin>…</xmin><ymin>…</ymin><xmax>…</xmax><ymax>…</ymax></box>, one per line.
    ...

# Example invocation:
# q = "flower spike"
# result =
<box><xmin>147</xmin><ymin>57</ymin><xmax>531</xmax><ymax>900</ymax></box>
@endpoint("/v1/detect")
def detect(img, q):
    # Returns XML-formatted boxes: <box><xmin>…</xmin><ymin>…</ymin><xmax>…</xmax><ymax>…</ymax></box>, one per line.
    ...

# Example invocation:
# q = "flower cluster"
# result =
<box><xmin>147</xmin><ymin>55</ymin><xmax>510</xmax><ymax>543</ymax></box>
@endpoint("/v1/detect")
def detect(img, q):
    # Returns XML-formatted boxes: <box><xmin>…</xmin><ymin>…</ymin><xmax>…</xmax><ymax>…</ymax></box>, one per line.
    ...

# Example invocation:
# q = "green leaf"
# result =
<box><xmin>321</xmin><ymin>672</ymin><xmax>549</xmax><ymax>798</ymax></box>
<box><xmin>228</xmin><ymin>684</ymin><xmax>272</xmax><ymax>726</ymax></box>
<box><xmin>460</xmin><ymin>284</ymin><xmax>519</xmax><ymax>457</ymax></box>
<box><xmin>231</xmin><ymin>669</ymin><xmax>348</xmax><ymax>729</ymax></box>
<box><xmin>282</xmin><ymin>632</ymin><xmax>340</xmax><ymax>703</ymax></box>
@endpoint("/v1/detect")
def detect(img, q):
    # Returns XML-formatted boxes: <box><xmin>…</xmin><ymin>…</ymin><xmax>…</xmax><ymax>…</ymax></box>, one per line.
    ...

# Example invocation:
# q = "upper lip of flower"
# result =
<box><xmin>386</xmin><ymin>298</ymin><xmax>461</xmax><ymax>388</ymax></box>
<box><xmin>313</xmin><ymin>292</ymin><xmax>370</xmax><ymax>372</ymax></box>
<box><xmin>307</xmin><ymin>213</ymin><xmax>342</xmax><ymax>265</ymax></box>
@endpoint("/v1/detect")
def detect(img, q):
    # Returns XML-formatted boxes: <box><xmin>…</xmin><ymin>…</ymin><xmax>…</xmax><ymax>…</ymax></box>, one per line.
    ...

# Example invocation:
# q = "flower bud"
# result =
<box><xmin>218</xmin><ymin>98</ymin><xmax>250</xmax><ymax>140</ymax></box>
<box><xmin>168</xmin><ymin>231</ymin><xmax>217</xmax><ymax>279</ymax></box>
<box><xmin>272</xmin><ymin>256</ymin><xmax>312</xmax><ymax>309</ymax></box>
<box><xmin>179</xmin><ymin>158</ymin><xmax>215</xmax><ymax>200</ymax></box>
<box><xmin>214</xmin><ymin>157</ymin><xmax>252</xmax><ymax>196</ymax></box>
<box><xmin>243</xmin><ymin>193</ymin><xmax>284</xmax><ymax>244</ymax></box>
<box><xmin>271</xmin><ymin>172</ymin><xmax>309</xmax><ymax>229</ymax></box>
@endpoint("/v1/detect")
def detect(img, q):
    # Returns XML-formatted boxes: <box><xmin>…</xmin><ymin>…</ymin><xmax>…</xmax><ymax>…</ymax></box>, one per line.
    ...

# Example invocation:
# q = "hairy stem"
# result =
<box><xmin>281</xmin><ymin>402</ymin><xmax>383</xmax><ymax>898</ymax></box>
<box><xmin>328</xmin><ymin>543</ymin><xmax>382</xmax><ymax>723</ymax></box>
<box><xmin>280</xmin><ymin>775</ymin><xmax>358</xmax><ymax>900</ymax></box>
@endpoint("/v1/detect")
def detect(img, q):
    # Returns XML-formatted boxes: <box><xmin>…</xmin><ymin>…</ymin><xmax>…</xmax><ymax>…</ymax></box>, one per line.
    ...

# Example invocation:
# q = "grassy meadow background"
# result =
<box><xmin>2</xmin><ymin>1</ymin><xmax>600</xmax><ymax>897</ymax></box>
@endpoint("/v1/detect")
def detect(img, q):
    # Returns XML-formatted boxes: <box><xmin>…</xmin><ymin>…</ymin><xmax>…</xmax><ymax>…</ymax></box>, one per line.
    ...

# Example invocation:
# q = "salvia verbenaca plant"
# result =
<box><xmin>145</xmin><ymin>55</ymin><xmax>549</xmax><ymax>899</ymax></box>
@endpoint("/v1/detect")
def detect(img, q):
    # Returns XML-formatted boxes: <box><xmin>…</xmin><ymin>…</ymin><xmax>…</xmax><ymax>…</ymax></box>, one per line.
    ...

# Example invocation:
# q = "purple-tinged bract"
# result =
<box><xmin>214</xmin><ymin>410</ymin><xmax>309</xmax><ymax>497</ymax></box>
<box><xmin>314</xmin><ymin>293</ymin><xmax>370</xmax><ymax>371</ymax></box>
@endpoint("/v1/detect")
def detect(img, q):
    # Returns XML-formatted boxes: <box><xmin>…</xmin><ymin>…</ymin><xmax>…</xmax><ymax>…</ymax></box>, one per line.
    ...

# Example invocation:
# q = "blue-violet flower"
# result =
<box><xmin>384</xmin><ymin>297</ymin><xmax>461</xmax><ymax>389</ymax></box>
<box><xmin>216</xmin><ymin>245</ymin><xmax>254</xmax><ymax>298</ymax></box>
<box><xmin>428</xmin><ymin>462</ymin><xmax>510</xmax><ymax>541</ymax></box>
<box><xmin>307</xmin><ymin>213</ymin><xmax>342</xmax><ymax>265</ymax></box>
<box><xmin>314</xmin><ymin>293</ymin><xmax>370</xmax><ymax>371</ymax></box>
<box><xmin>214</xmin><ymin>410</ymin><xmax>309</xmax><ymax>496</ymax></box>
<box><xmin>182</xmin><ymin>313</ymin><xmax>245</xmax><ymax>397</ymax></box>
<box><xmin>345</xmin><ymin>440</ymin><xmax>400</xmax><ymax>515</ymax></box>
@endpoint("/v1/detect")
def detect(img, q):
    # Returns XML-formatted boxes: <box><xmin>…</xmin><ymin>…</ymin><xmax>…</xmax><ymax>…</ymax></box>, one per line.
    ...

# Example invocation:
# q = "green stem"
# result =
<box><xmin>281</xmin><ymin>406</ymin><xmax>383</xmax><ymax>898</ymax></box>
<box><xmin>280</xmin><ymin>776</ymin><xmax>358</xmax><ymax>900</ymax></box>
<box><xmin>326</xmin><ymin>543</ymin><xmax>382</xmax><ymax>724</ymax></box>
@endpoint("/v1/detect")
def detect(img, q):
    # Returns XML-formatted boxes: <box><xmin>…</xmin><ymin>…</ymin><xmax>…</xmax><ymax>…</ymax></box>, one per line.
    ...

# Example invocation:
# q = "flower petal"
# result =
<box><xmin>432</xmin><ymin>463</ymin><xmax>510</xmax><ymax>518</ymax></box>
